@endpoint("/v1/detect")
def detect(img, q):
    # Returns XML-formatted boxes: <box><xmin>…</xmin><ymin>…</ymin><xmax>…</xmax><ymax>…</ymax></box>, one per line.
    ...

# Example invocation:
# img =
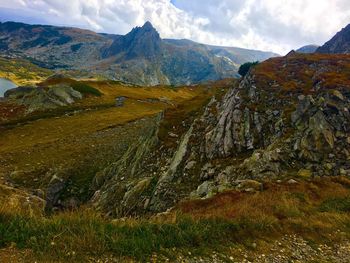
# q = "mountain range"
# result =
<box><xmin>0</xmin><ymin>21</ymin><xmax>278</xmax><ymax>85</ymax></box>
<box><xmin>2</xmin><ymin>13</ymin><xmax>350</xmax><ymax>262</ymax></box>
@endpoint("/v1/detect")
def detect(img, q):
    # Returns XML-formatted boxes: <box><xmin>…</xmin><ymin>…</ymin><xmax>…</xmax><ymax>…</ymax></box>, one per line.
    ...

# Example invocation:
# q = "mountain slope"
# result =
<box><xmin>0</xmin><ymin>21</ymin><xmax>110</xmax><ymax>69</ymax></box>
<box><xmin>317</xmin><ymin>24</ymin><xmax>350</xmax><ymax>54</ymax></box>
<box><xmin>0</xmin><ymin>21</ymin><xmax>278</xmax><ymax>85</ymax></box>
<box><xmin>90</xmin><ymin>52</ymin><xmax>350</xmax><ymax>217</ymax></box>
<box><xmin>296</xmin><ymin>44</ymin><xmax>319</xmax><ymax>53</ymax></box>
<box><xmin>0</xmin><ymin>56</ymin><xmax>52</xmax><ymax>85</ymax></box>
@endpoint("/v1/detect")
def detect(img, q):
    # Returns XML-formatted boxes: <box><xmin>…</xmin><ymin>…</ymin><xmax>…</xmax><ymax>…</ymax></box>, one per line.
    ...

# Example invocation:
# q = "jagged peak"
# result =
<box><xmin>103</xmin><ymin>21</ymin><xmax>161</xmax><ymax>59</ymax></box>
<box><xmin>286</xmin><ymin>50</ymin><xmax>297</xmax><ymax>56</ymax></box>
<box><xmin>127</xmin><ymin>21</ymin><xmax>160</xmax><ymax>39</ymax></box>
<box><xmin>142</xmin><ymin>21</ymin><xmax>155</xmax><ymax>30</ymax></box>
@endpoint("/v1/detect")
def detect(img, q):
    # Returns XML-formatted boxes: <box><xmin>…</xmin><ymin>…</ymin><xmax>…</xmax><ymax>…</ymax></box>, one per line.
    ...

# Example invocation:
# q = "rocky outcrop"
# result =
<box><xmin>91</xmin><ymin>114</ymin><xmax>161</xmax><ymax>217</ymax></box>
<box><xmin>205</xmin><ymin>75</ymin><xmax>285</xmax><ymax>159</ymax></box>
<box><xmin>152</xmin><ymin>53</ymin><xmax>350</xmax><ymax>208</ymax></box>
<box><xmin>148</xmin><ymin>124</ymin><xmax>194</xmax><ymax>212</ymax></box>
<box><xmin>204</xmin><ymin>53</ymin><xmax>350</xmax><ymax>181</ymax></box>
<box><xmin>90</xmin><ymin>53</ymin><xmax>350</xmax><ymax>217</ymax></box>
<box><xmin>4</xmin><ymin>84</ymin><xmax>82</xmax><ymax>112</ymax></box>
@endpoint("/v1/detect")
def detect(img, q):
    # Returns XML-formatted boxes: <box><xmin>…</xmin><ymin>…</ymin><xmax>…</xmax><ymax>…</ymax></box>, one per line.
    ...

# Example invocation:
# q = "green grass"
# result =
<box><xmin>0</xmin><ymin>211</ymin><xmax>264</xmax><ymax>261</ymax></box>
<box><xmin>0</xmin><ymin>57</ymin><xmax>52</xmax><ymax>85</ymax></box>
<box><xmin>70</xmin><ymin>82</ymin><xmax>102</xmax><ymax>97</ymax></box>
<box><xmin>319</xmin><ymin>196</ymin><xmax>350</xmax><ymax>212</ymax></box>
<box><xmin>39</xmin><ymin>76</ymin><xmax>102</xmax><ymax>96</ymax></box>
<box><xmin>1</xmin><ymin>178</ymin><xmax>350</xmax><ymax>261</ymax></box>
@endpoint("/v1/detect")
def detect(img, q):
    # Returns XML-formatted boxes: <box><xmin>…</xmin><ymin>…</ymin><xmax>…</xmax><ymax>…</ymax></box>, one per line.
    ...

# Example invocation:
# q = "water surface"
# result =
<box><xmin>0</xmin><ymin>78</ymin><xmax>17</xmax><ymax>97</ymax></box>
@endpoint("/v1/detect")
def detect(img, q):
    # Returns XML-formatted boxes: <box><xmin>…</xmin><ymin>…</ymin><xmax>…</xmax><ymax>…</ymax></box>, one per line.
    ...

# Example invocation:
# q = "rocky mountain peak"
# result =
<box><xmin>142</xmin><ymin>21</ymin><xmax>156</xmax><ymax>31</ymax></box>
<box><xmin>103</xmin><ymin>21</ymin><xmax>161</xmax><ymax>60</ymax></box>
<box><xmin>0</xmin><ymin>21</ymin><xmax>278</xmax><ymax>86</ymax></box>
<box><xmin>317</xmin><ymin>23</ymin><xmax>350</xmax><ymax>54</ymax></box>
<box><xmin>129</xmin><ymin>21</ymin><xmax>160</xmax><ymax>38</ymax></box>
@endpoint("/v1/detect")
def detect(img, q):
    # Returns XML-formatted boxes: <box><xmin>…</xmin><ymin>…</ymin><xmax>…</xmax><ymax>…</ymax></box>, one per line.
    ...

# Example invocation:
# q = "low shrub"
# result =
<box><xmin>238</xmin><ymin>61</ymin><xmax>259</xmax><ymax>77</ymax></box>
<box><xmin>71</xmin><ymin>83</ymin><xmax>102</xmax><ymax>96</ymax></box>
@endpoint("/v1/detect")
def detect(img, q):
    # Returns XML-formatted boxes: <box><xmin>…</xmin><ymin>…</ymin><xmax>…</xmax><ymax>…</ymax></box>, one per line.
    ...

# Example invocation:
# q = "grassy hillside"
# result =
<box><xmin>0</xmin><ymin>78</ymin><xmax>217</xmax><ymax>203</ymax></box>
<box><xmin>253</xmin><ymin>53</ymin><xmax>350</xmax><ymax>91</ymax></box>
<box><xmin>0</xmin><ymin>57</ymin><xmax>52</xmax><ymax>85</ymax></box>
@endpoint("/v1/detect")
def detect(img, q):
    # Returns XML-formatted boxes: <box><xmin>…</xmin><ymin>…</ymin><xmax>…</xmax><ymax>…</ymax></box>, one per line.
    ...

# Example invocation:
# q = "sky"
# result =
<box><xmin>0</xmin><ymin>0</ymin><xmax>349</xmax><ymax>55</ymax></box>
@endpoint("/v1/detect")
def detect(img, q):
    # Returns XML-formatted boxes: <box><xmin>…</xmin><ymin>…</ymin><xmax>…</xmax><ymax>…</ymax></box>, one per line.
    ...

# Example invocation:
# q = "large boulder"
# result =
<box><xmin>4</xmin><ymin>84</ymin><xmax>82</xmax><ymax>112</ymax></box>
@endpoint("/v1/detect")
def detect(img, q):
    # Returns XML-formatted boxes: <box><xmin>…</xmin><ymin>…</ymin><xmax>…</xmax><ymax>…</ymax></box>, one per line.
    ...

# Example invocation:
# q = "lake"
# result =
<box><xmin>0</xmin><ymin>78</ymin><xmax>17</xmax><ymax>97</ymax></box>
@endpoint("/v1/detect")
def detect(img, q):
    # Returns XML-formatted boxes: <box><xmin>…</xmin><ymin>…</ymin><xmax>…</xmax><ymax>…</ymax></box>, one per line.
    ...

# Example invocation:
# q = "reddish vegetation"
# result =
<box><xmin>253</xmin><ymin>53</ymin><xmax>350</xmax><ymax>93</ymax></box>
<box><xmin>0</xmin><ymin>102</ymin><xmax>26</xmax><ymax>122</ymax></box>
<box><xmin>178</xmin><ymin>177</ymin><xmax>350</xmax><ymax>221</ymax></box>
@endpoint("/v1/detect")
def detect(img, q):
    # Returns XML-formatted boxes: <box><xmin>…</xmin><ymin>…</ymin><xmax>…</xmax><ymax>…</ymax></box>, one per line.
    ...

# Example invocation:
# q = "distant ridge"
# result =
<box><xmin>0</xmin><ymin>21</ymin><xmax>279</xmax><ymax>85</ymax></box>
<box><xmin>296</xmin><ymin>44</ymin><xmax>319</xmax><ymax>53</ymax></box>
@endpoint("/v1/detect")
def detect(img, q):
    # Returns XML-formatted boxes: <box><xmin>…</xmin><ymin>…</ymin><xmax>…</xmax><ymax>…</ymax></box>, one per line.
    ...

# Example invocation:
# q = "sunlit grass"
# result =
<box><xmin>1</xmin><ymin>177</ymin><xmax>350</xmax><ymax>261</ymax></box>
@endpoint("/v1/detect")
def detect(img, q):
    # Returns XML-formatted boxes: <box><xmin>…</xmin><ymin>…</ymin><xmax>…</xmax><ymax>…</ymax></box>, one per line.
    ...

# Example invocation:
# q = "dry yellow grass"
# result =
<box><xmin>0</xmin><ymin>102</ymin><xmax>163</xmax><ymax>152</ymax></box>
<box><xmin>0</xmin><ymin>80</ymin><xmax>213</xmax><ymax>197</ymax></box>
<box><xmin>0</xmin><ymin>184</ymin><xmax>45</xmax><ymax>217</ymax></box>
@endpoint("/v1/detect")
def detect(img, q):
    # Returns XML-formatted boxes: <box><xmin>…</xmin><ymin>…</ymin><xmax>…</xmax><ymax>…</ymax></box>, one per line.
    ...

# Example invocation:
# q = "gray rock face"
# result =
<box><xmin>103</xmin><ymin>21</ymin><xmax>162</xmax><ymax>60</ymax></box>
<box><xmin>115</xmin><ymin>96</ymin><xmax>126</xmax><ymax>107</ymax></box>
<box><xmin>203</xmin><ymin>57</ymin><xmax>350</xmax><ymax>181</ymax></box>
<box><xmin>90</xmin><ymin>53</ymin><xmax>350</xmax><ymax>217</ymax></box>
<box><xmin>5</xmin><ymin>84</ymin><xmax>82</xmax><ymax>112</ymax></box>
<box><xmin>148</xmin><ymin>125</ymin><xmax>194</xmax><ymax>212</ymax></box>
<box><xmin>91</xmin><ymin>114</ymin><xmax>161</xmax><ymax>217</ymax></box>
<box><xmin>205</xmin><ymin>75</ymin><xmax>285</xmax><ymax>159</ymax></box>
<box><xmin>46</xmin><ymin>174</ymin><xmax>66</xmax><ymax>209</ymax></box>
<box><xmin>317</xmin><ymin>24</ymin><xmax>350</xmax><ymax>54</ymax></box>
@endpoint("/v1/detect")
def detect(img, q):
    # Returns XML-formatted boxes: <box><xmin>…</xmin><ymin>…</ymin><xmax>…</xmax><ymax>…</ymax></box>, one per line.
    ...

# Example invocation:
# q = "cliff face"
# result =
<box><xmin>90</xmin><ymin>53</ymin><xmax>350</xmax><ymax>216</ymax></box>
<box><xmin>317</xmin><ymin>24</ymin><xmax>350</xmax><ymax>54</ymax></box>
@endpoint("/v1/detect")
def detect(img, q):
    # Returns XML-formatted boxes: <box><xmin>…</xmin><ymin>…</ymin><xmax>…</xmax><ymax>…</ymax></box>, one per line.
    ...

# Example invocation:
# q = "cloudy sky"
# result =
<box><xmin>0</xmin><ymin>0</ymin><xmax>349</xmax><ymax>54</ymax></box>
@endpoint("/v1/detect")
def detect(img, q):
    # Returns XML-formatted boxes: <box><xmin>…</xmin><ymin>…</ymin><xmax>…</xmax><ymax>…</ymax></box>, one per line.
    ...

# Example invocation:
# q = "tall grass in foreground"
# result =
<box><xmin>0</xmin><ymin>210</ymin><xmax>268</xmax><ymax>261</ymax></box>
<box><xmin>1</xmin><ymin>177</ymin><xmax>350</xmax><ymax>261</ymax></box>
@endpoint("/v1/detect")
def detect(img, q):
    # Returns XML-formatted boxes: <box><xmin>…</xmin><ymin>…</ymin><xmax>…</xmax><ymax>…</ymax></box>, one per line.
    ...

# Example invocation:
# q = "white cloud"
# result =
<box><xmin>0</xmin><ymin>0</ymin><xmax>350</xmax><ymax>54</ymax></box>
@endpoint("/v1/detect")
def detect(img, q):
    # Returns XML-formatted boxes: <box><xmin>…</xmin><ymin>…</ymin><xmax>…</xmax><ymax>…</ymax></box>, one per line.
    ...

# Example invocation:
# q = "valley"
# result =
<box><xmin>0</xmin><ymin>21</ymin><xmax>277</xmax><ymax>86</ymax></box>
<box><xmin>0</xmin><ymin>16</ymin><xmax>350</xmax><ymax>263</ymax></box>
<box><xmin>0</xmin><ymin>77</ymin><xmax>218</xmax><ymax>206</ymax></box>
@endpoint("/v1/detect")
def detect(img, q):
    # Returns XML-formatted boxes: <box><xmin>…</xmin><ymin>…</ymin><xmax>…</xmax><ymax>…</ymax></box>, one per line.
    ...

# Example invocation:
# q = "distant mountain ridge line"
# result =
<box><xmin>0</xmin><ymin>20</ymin><xmax>279</xmax><ymax>85</ymax></box>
